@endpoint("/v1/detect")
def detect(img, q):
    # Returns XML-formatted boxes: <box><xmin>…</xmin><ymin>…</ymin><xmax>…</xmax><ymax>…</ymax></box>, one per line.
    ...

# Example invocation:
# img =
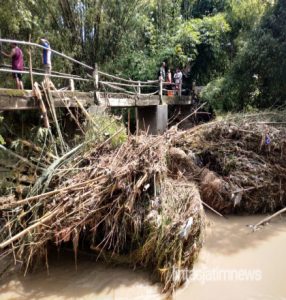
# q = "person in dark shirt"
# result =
<box><xmin>1</xmin><ymin>43</ymin><xmax>24</xmax><ymax>89</ymax></box>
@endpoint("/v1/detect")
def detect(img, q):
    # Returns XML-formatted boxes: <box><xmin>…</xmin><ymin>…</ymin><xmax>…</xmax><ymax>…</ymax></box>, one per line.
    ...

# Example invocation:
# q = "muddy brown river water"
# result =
<box><xmin>1</xmin><ymin>214</ymin><xmax>286</xmax><ymax>300</ymax></box>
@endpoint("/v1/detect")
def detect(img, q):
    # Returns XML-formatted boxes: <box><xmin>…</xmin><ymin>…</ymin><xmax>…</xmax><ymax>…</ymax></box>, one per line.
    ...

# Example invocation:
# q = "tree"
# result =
<box><xmin>214</xmin><ymin>0</ymin><xmax>286</xmax><ymax>110</ymax></box>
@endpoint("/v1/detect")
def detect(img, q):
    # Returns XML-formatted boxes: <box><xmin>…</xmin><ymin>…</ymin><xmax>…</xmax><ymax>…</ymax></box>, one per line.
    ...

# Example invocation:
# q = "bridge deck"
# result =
<box><xmin>0</xmin><ymin>88</ymin><xmax>94</xmax><ymax>110</ymax></box>
<box><xmin>0</xmin><ymin>88</ymin><xmax>194</xmax><ymax>110</ymax></box>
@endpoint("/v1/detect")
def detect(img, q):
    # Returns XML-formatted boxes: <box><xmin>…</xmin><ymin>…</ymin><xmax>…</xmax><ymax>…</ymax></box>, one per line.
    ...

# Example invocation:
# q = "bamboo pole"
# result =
<box><xmin>42</xmin><ymin>81</ymin><xmax>67</xmax><ymax>154</ymax></box>
<box><xmin>34</xmin><ymin>82</ymin><xmax>50</xmax><ymax>128</ymax></box>
<box><xmin>0</xmin><ymin>144</ymin><xmax>40</xmax><ymax>169</ymax></box>
<box><xmin>28</xmin><ymin>35</ymin><xmax>34</xmax><ymax>88</ymax></box>
<box><xmin>0</xmin><ymin>68</ymin><xmax>90</xmax><ymax>81</ymax></box>
<box><xmin>100</xmin><ymin>81</ymin><xmax>138</xmax><ymax>95</ymax></box>
<box><xmin>176</xmin><ymin>102</ymin><xmax>206</xmax><ymax>127</ymax></box>
<box><xmin>99</xmin><ymin>90</ymin><xmax>159</xmax><ymax>98</ymax></box>
<box><xmin>202</xmin><ymin>201</ymin><xmax>224</xmax><ymax>217</ymax></box>
<box><xmin>252</xmin><ymin>207</ymin><xmax>286</xmax><ymax>231</ymax></box>
<box><xmin>100</xmin><ymin>81</ymin><xmax>155</xmax><ymax>88</ymax></box>
<box><xmin>98</xmin><ymin>70</ymin><xmax>159</xmax><ymax>84</ymax></box>
<box><xmin>0</xmin><ymin>209</ymin><xmax>59</xmax><ymax>249</ymax></box>
<box><xmin>74</xmin><ymin>97</ymin><xmax>99</xmax><ymax>129</ymax></box>
<box><xmin>2</xmin><ymin>64</ymin><xmax>85</xmax><ymax>79</ymax></box>
<box><xmin>100</xmin><ymin>83</ymin><xmax>159</xmax><ymax>96</ymax></box>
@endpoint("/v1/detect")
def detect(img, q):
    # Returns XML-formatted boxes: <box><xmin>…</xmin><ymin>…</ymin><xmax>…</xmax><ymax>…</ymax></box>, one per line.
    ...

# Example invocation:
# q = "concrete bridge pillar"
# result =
<box><xmin>136</xmin><ymin>104</ymin><xmax>168</xmax><ymax>135</ymax></box>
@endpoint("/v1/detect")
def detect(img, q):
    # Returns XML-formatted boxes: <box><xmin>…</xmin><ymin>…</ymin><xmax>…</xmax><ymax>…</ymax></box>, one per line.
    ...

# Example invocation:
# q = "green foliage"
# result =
<box><xmin>201</xmin><ymin>77</ymin><xmax>225</xmax><ymax>110</ymax></box>
<box><xmin>178</xmin><ymin>13</ymin><xmax>231</xmax><ymax>84</ymax></box>
<box><xmin>226</xmin><ymin>0</ymin><xmax>270</xmax><ymax>32</ymax></box>
<box><xmin>215</xmin><ymin>0</ymin><xmax>285</xmax><ymax>111</ymax></box>
<box><xmin>85</xmin><ymin>115</ymin><xmax>127</xmax><ymax>149</ymax></box>
<box><xmin>181</xmin><ymin>0</ymin><xmax>229</xmax><ymax>19</ymax></box>
<box><xmin>0</xmin><ymin>0</ymin><xmax>284</xmax><ymax>112</ymax></box>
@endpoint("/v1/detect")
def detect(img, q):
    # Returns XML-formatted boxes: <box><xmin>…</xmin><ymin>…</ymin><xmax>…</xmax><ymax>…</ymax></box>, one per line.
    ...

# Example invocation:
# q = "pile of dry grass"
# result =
<box><xmin>0</xmin><ymin>134</ymin><xmax>204</xmax><ymax>293</ymax></box>
<box><xmin>172</xmin><ymin>118</ymin><xmax>286</xmax><ymax>214</ymax></box>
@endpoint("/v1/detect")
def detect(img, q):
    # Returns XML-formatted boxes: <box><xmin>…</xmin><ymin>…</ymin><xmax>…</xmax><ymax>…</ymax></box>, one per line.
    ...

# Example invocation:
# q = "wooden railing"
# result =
<box><xmin>96</xmin><ymin>70</ymin><xmax>182</xmax><ymax>102</ymax></box>
<box><xmin>0</xmin><ymin>38</ymin><xmax>182</xmax><ymax>100</ymax></box>
<box><xmin>0</xmin><ymin>38</ymin><xmax>92</xmax><ymax>88</ymax></box>
<box><xmin>0</xmin><ymin>38</ymin><xmax>93</xmax><ymax>70</ymax></box>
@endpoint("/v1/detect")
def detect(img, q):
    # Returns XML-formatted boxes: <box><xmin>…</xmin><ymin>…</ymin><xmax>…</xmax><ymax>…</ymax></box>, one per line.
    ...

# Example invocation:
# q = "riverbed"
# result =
<box><xmin>1</xmin><ymin>214</ymin><xmax>285</xmax><ymax>300</ymax></box>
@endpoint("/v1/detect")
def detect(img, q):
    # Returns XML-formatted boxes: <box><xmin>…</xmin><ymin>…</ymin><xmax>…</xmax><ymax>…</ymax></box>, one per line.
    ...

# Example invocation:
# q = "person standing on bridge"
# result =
<box><xmin>158</xmin><ymin>61</ymin><xmax>166</xmax><ymax>81</ymax></box>
<box><xmin>166</xmin><ymin>68</ymin><xmax>173</xmax><ymax>92</ymax></box>
<box><xmin>174</xmin><ymin>68</ymin><xmax>182</xmax><ymax>92</ymax></box>
<box><xmin>1</xmin><ymin>43</ymin><xmax>24</xmax><ymax>90</ymax></box>
<box><xmin>167</xmin><ymin>69</ymin><xmax>172</xmax><ymax>83</ymax></box>
<box><xmin>40</xmin><ymin>38</ymin><xmax>52</xmax><ymax>75</ymax></box>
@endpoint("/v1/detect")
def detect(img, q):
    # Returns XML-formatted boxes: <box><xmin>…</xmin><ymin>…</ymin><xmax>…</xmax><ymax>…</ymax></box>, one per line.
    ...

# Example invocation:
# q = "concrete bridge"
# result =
<box><xmin>0</xmin><ymin>39</ymin><xmax>199</xmax><ymax>134</ymax></box>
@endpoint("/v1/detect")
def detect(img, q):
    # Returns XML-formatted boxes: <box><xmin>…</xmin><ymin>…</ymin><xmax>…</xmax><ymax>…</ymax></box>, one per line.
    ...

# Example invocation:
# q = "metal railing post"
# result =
<box><xmin>179</xmin><ymin>82</ymin><xmax>182</xmax><ymax>97</ymax></box>
<box><xmin>69</xmin><ymin>79</ymin><xmax>75</xmax><ymax>91</ymax></box>
<box><xmin>28</xmin><ymin>35</ymin><xmax>34</xmax><ymax>89</ymax></box>
<box><xmin>159</xmin><ymin>77</ymin><xmax>163</xmax><ymax>103</ymax></box>
<box><xmin>93</xmin><ymin>63</ymin><xmax>99</xmax><ymax>90</ymax></box>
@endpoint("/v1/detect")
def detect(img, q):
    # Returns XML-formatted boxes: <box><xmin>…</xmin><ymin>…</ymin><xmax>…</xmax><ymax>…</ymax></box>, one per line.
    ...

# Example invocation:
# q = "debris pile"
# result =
<box><xmin>0</xmin><ymin>134</ymin><xmax>204</xmax><ymax>293</ymax></box>
<box><xmin>172</xmin><ymin>119</ymin><xmax>286</xmax><ymax>214</ymax></box>
<box><xmin>1</xmin><ymin>109</ymin><xmax>286</xmax><ymax>293</ymax></box>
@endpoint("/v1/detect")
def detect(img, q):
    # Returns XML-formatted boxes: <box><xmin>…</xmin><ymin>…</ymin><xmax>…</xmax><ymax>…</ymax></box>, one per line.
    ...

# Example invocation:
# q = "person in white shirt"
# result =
<box><xmin>174</xmin><ymin>68</ymin><xmax>182</xmax><ymax>91</ymax></box>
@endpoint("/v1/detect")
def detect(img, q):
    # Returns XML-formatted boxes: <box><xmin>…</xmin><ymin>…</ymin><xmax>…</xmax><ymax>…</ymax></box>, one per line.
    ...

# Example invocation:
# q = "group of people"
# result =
<box><xmin>0</xmin><ymin>38</ymin><xmax>52</xmax><ymax>90</ymax></box>
<box><xmin>159</xmin><ymin>61</ymin><xmax>183</xmax><ymax>91</ymax></box>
